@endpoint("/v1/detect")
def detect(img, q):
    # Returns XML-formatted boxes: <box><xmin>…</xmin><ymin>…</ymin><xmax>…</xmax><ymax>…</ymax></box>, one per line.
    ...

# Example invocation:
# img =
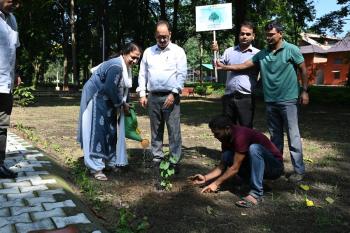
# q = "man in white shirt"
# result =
<box><xmin>0</xmin><ymin>0</ymin><xmax>20</xmax><ymax>178</ymax></box>
<box><xmin>138</xmin><ymin>20</ymin><xmax>187</xmax><ymax>172</ymax></box>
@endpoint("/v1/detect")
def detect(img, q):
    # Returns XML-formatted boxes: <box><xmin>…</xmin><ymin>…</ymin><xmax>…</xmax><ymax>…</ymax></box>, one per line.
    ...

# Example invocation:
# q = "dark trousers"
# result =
<box><xmin>148</xmin><ymin>92</ymin><xmax>182</xmax><ymax>163</ymax></box>
<box><xmin>0</xmin><ymin>93</ymin><xmax>13</xmax><ymax>165</ymax></box>
<box><xmin>222</xmin><ymin>93</ymin><xmax>255</xmax><ymax>128</ymax></box>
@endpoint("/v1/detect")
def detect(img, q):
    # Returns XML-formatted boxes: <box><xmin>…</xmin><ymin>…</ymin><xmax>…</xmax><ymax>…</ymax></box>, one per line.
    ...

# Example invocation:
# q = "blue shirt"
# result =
<box><xmin>0</xmin><ymin>12</ymin><xmax>20</xmax><ymax>93</ymax></box>
<box><xmin>137</xmin><ymin>42</ymin><xmax>187</xmax><ymax>97</ymax></box>
<box><xmin>220</xmin><ymin>45</ymin><xmax>259</xmax><ymax>95</ymax></box>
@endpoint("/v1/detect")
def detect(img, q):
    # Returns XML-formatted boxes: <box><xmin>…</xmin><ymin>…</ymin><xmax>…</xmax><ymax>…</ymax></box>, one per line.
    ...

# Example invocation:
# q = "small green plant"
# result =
<box><xmin>14</xmin><ymin>123</ymin><xmax>39</xmax><ymax>143</ymax></box>
<box><xmin>13</xmin><ymin>85</ymin><xmax>35</xmax><ymax>107</ymax></box>
<box><xmin>51</xmin><ymin>144</ymin><xmax>61</xmax><ymax>152</ymax></box>
<box><xmin>116</xmin><ymin>208</ymin><xmax>149</xmax><ymax>233</ymax></box>
<box><xmin>65</xmin><ymin>156</ymin><xmax>102</xmax><ymax>210</ymax></box>
<box><xmin>194</xmin><ymin>85</ymin><xmax>206</xmax><ymax>96</ymax></box>
<box><xmin>159</xmin><ymin>152</ymin><xmax>176</xmax><ymax>191</ymax></box>
<box><xmin>205</xmin><ymin>85</ymin><xmax>214</xmax><ymax>95</ymax></box>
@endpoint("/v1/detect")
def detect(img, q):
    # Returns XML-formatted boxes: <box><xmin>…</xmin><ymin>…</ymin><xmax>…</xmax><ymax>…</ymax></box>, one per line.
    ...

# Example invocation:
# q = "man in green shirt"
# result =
<box><xmin>217</xmin><ymin>20</ymin><xmax>309</xmax><ymax>182</ymax></box>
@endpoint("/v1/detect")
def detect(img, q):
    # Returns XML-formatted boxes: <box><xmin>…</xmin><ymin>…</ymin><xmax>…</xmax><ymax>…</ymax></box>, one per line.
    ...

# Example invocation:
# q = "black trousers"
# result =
<box><xmin>221</xmin><ymin>93</ymin><xmax>255</xmax><ymax>128</ymax></box>
<box><xmin>0</xmin><ymin>93</ymin><xmax>13</xmax><ymax>165</ymax></box>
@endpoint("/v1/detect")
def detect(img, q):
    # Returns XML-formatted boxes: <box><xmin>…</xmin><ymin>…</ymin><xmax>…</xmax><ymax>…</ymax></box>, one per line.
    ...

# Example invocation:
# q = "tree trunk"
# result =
<box><xmin>32</xmin><ymin>61</ymin><xmax>40</xmax><ymax>88</ymax></box>
<box><xmin>159</xmin><ymin>0</ymin><xmax>167</xmax><ymax>20</ymax></box>
<box><xmin>233</xmin><ymin>0</ymin><xmax>247</xmax><ymax>45</ymax></box>
<box><xmin>70</xmin><ymin>0</ymin><xmax>78</xmax><ymax>89</ymax></box>
<box><xmin>172</xmin><ymin>0</ymin><xmax>179</xmax><ymax>42</ymax></box>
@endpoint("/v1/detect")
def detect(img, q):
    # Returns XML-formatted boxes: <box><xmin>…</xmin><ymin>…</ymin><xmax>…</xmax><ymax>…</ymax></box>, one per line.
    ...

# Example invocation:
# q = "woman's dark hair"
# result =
<box><xmin>208</xmin><ymin>115</ymin><xmax>232</xmax><ymax>130</ymax></box>
<box><xmin>265</xmin><ymin>20</ymin><xmax>283</xmax><ymax>32</ymax></box>
<box><xmin>121</xmin><ymin>42</ymin><xmax>142</xmax><ymax>55</ymax></box>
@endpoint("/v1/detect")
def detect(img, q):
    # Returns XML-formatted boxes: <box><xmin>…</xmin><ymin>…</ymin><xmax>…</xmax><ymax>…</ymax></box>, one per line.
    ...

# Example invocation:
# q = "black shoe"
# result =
<box><xmin>0</xmin><ymin>165</ymin><xmax>17</xmax><ymax>178</ymax></box>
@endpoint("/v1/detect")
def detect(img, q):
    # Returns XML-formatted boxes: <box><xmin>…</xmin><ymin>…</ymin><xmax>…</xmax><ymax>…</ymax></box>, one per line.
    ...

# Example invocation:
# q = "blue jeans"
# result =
<box><xmin>222</xmin><ymin>144</ymin><xmax>284</xmax><ymax>198</ymax></box>
<box><xmin>266</xmin><ymin>100</ymin><xmax>305</xmax><ymax>175</ymax></box>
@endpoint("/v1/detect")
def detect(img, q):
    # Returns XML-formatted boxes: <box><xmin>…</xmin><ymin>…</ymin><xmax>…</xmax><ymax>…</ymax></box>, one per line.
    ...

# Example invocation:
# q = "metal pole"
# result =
<box><xmin>213</xmin><ymin>30</ymin><xmax>218</xmax><ymax>82</ymax></box>
<box><xmin>102</xmin><ymin>24</ymin><xmax>105</xmax><ymax>62</ymax></box>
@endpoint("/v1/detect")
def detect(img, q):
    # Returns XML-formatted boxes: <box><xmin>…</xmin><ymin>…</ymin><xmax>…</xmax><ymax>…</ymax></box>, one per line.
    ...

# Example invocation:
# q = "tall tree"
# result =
<box><xmin>310</xmin><ymin>0</ymin><xmax>350</xmax><ymax>36</ymax></box>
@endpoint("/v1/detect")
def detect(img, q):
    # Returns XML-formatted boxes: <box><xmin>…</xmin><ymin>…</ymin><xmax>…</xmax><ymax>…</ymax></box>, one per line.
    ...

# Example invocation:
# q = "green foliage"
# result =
<box><xmin>13</xmin><ymin>86</ymin><xmax>35</xmax><ymax>107</ymax></box>
<box><xmin>116</xmin><ymin>208</ymin><xmax>150</xmax><ymax>233</ymax></box>
<box><xmin>308</xmin><ymin>86</ymin><xmax>350</xmax><ymax>104</ymax></box>
<box><xmin>159</xmin><ymin>153</ymin><xmax>177</xmax><ymax>191</ymax></box>
<box><xmin>65</xmin><ymin>156</ymin><xmax>102</xmax><ymax>210</ymax></box>
<box><xmin>193</xmin><ymin>84</ymin><xmax>224</xmax><ymax>96</ymax></box>
<box><xmin>14</xmin><ymin>123</ymin><xmax>39</xmax><ymax>143</ymax></box>
<box><xmin>206</xmin><ymin>85</ymin><xmax>214</xmax><ymax>95</ymax></box>
<box><xmin>194</xmin><ymin>85</ymin><xmax>206</xmax><ymax>96</ymax></box>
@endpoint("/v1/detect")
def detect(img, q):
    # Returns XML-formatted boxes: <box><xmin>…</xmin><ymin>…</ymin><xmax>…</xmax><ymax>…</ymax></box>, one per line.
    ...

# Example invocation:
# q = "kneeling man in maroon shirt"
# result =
<box><xmin>190</xmin><ymin>115</ymin><xmax>284</xmax><ymax>208</ymax></box>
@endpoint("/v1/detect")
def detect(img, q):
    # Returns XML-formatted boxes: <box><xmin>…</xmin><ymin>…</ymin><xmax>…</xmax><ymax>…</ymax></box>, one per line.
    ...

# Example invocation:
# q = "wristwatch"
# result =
<box><xmin>302</xmin><ymin>87</ymin><xmax>309</xmax><ymax>93</ymax></box>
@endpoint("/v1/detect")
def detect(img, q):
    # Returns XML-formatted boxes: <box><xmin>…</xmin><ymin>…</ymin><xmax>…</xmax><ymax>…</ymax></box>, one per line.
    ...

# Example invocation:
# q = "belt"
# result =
<box><xmin>229</xmin><ymin>92</ymin><xmax>252</xmax><ymax>99</ymax></box>
<box><xmin>150</xmin><ymin>91</ymin><xmax>172</xmax><ymax>96</ymax></box>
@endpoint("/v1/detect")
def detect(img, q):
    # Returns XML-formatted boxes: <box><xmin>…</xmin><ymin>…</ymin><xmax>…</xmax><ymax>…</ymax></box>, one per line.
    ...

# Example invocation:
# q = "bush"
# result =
<box><xmin>194</xmin><ymin>85</ymin><xmax>206</xmax><ymax>95</ymax></box>
<box><xmin>13</xmin><ymin>85</ymin><xmax>35</xmax><ymax>106</ymax></box>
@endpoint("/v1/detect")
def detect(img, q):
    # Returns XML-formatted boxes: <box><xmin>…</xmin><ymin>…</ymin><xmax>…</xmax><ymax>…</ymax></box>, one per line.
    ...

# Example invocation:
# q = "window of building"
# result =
<box><xmin>333</xmin><ymin>58</ymin><xmax>343</xmax><ymax>64</ymax></box>
<box><xmin>332</xmin><ymin>70</ymin><xmax>340</xmax><ymax>79</ymax></box>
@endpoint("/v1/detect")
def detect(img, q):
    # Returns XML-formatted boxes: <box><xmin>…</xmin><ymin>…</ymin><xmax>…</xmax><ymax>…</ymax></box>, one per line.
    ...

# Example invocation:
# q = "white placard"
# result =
<box><xmin>195</xmin><ymin>3</ymin><xmax>232</xmax><ymax>32</ymax></box>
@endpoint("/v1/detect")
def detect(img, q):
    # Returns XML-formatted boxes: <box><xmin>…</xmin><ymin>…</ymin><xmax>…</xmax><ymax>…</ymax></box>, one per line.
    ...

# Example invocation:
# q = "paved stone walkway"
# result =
<box><xmin>0</xmin><ymin>132</ymin><xmax>105</xmax><ymax>233</ymax></box>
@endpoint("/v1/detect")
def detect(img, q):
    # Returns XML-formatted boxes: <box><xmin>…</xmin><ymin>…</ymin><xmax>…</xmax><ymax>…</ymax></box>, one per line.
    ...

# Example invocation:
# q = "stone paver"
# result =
<box><xmin>0</xmin><ymin>132</ymin><xmax>104</xmax><ymax>233</ymax></box>
<box><xmin>31</xmin><ymin>208</ymin><xmax>66</xmax><ymax>221</ymax></box>
<box><xmin>43</xmin><ymin>200</ymin><xmax>76</xmax><ymax>211</ymax></box>
<box><xmin>15</xmin><ymin>219</ymin><xmax>55</xmax><ymax>233</ymax></box>
<box><xmin>52</xmin><ymin>213</ymin><xmax>91</xmax><ymax>228</ymax></box>
<box><xmin>7</xmin><ymin>192</ymin><xmax>34</xmax><ymax>201</ymax></box>
<box><xmin>0</xmin><ymin>213</ymin><xmax>31</xmax><ymax>228</ymax></box>
<box><xmin>0</xmin><ymin>224</ymin><xmax>15</xmax><ymax>233</ymax></box>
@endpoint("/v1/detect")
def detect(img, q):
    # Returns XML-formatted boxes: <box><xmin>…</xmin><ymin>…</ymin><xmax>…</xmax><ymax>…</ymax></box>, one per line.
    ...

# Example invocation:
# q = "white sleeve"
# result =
<box><xmin>137</xmin><ymin>49</ymin><xmax>148</xmax><ymax>97</ymax></box>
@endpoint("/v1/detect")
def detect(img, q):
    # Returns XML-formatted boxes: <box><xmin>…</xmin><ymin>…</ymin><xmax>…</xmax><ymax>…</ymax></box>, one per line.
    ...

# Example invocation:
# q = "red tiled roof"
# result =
<box><xmin>328</xmin><ymin>36</ymin><xmax>350</xmax><ymax>52</ymax></box>
<box><xmin>300</xmin><ymin>44</ymin><xmax>327</xmax><ymax>54</ymax></box>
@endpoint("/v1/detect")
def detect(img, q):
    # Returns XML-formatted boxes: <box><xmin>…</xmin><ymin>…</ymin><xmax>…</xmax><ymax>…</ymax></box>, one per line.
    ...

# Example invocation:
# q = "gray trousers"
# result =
<box><xmin>148</xmin><ymin>93</ymin><xmax>182</xmax><ymax>163</ymax></box>
<box><xmin>266</xmin><ymin>100</ymin><xmax>305</xmax><ymax>175</ymax></box>
<box><xmin>0</xmin><ymin>93</ymin><xmax>13</xmax><ymax>165</ymax></box>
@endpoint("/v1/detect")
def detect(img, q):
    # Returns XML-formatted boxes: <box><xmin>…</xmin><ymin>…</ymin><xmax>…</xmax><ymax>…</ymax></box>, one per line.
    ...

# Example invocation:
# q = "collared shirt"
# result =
<box><xmin>252</xmin><ymin>41</ymin><xmax>304</xmax><ymax>102</ymax></box>
<box><xmin>137</xmin><ymin>42</ymin><xmax>187</xmax><ymax>97</ymax></box>
<box><xmin>220</xmin><ymin>45</ymin><xmax>259</xmax><ymax>95</ymax></box>
<box><xmin>0</xmin><ymin>11</ymin><xmax>20</xmax><ymax>93</ymax></box>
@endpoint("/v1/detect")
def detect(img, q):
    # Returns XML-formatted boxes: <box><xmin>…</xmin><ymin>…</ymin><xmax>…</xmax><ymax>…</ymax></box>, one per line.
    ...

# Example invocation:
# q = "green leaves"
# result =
<box><xmin>13</xmin><ymin>86</ymin><xmax>35</xmax><ymax>107</ymax></box>
<box><xmin>159</xmin><ymin>161</ymin><xmax>170</xmax><ymax>170</ymax></box>
<box><xmin>159</xmin><ymin>153</ymin><xmax>176</xmax><ymax>191</ymax></box>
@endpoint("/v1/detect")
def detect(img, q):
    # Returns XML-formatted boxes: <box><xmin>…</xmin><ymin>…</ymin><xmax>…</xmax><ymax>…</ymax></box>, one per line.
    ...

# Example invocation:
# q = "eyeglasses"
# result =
<box><xmin>156</xmin><ymin>35</ymin><xmax>170</xmax><ymax>40</ymax></box>
<box><xmin>240</xmin><ymin>32</ymin><xmax>252</xmax><ymax>36</ymax></box>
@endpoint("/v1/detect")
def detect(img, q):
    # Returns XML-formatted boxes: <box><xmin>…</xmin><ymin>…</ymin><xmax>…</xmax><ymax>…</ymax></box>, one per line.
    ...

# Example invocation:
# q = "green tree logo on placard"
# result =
<box><xmin>209</xmin><ymin>12</ymin><xmax>220</xmax><ymax>23</ymax></box>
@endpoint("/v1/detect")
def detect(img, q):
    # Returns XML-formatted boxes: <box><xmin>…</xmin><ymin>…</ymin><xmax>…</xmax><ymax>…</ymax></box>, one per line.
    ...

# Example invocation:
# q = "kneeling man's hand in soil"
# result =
<box><xmin>201</xmin><ymin>182</ymin><xmax>219</xmax><ymax>193</ymax></box>
<box><xmin>188</xmin><ymin>174</ymin><xmax>206</xmax><ymax>185</ymax></box>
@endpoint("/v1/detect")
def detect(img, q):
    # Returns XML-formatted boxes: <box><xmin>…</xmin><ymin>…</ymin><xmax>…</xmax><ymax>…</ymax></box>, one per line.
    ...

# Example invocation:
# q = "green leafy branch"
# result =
<box><xmin>159</xmin><ymin>153</ymin><xmax>177</xmax><ymax>191</ymax></box>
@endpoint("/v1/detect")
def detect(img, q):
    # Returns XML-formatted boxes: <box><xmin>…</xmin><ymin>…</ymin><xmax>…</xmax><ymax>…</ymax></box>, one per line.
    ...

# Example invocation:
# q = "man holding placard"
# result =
<box><xmin>216</xmin><ymin>20</ymin><xmax>309</xmax><ymax>183</ymax></box>
<box><xmin>212</xmin><ymin>21</ymin><xmax>259</xmax><ymax>128</ymax></box>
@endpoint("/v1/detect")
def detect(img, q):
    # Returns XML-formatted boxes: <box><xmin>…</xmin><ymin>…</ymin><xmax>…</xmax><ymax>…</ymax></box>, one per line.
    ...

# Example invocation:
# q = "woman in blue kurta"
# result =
<box><xmin>77</xmin><ymin>42</ymin><xmax>141</xmax><ymax>181</ymax></box>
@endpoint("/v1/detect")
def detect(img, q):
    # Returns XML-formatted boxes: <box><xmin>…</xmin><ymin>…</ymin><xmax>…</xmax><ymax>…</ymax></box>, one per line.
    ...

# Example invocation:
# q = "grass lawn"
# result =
<box><xmin>10</xmin><ymin>88</ymin><xmax>350</xmax><ymax>233</ymax></box>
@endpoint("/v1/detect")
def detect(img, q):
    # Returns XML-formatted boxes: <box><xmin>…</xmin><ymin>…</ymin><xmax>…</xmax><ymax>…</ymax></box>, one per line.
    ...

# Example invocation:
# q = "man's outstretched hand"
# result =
<box><xmin>201</xmin><ymin>182</ymin><xmax>219</xmax><ymax>193</ymax></box>
<box><xmin>187</xmin><ymin>174</ymin><xmax>206</xmax><ymax>185</ymax></box>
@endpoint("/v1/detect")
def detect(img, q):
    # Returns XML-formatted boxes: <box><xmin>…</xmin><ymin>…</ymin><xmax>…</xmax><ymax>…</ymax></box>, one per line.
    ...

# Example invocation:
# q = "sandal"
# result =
<box><xmin>93</xmin><ymin>171</ymin><xmax>108</xmax><ymax>181</ymax></box>
<box><xmin>235</xmin><ymin>195</ymin><xmax>262</xmax><ymax>208</ymax></box>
